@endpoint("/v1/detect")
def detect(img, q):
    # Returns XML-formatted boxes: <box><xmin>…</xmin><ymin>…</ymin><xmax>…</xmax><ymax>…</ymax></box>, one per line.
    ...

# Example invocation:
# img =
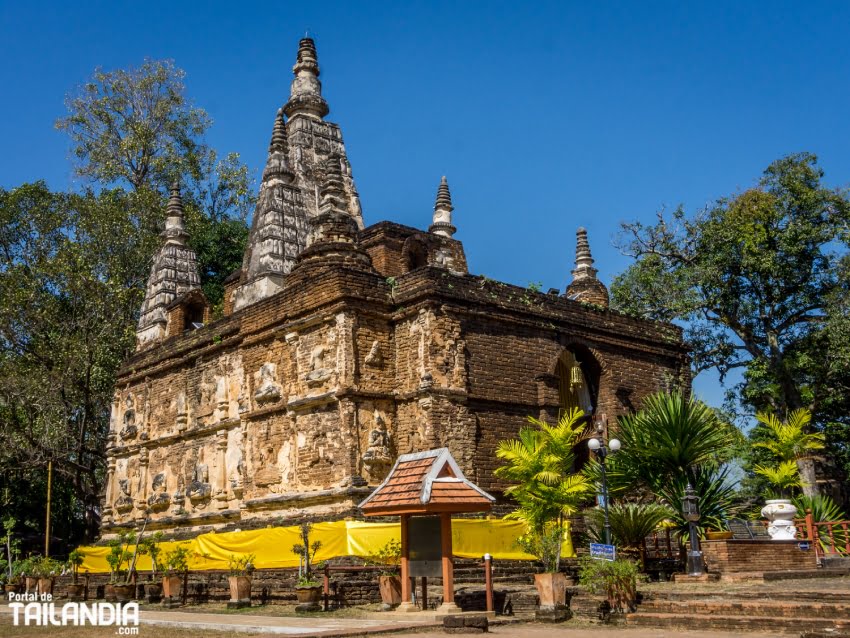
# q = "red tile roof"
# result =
<box><xmin>359</xmin><ymin>448</ymin><xmax>494</xmax><ymax>515</ymax></box>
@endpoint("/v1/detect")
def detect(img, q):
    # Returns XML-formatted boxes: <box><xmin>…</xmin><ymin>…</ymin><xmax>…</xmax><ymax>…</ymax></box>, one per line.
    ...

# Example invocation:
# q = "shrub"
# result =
<box><xmin>578</xmin><ymin>556</ymin><xmax>640</xmax><ymax>612</ymax></box>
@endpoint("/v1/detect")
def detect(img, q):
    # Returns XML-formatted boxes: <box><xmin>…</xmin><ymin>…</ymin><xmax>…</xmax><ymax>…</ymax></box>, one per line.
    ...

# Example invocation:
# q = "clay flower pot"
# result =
<box><xmin>295</xmin><ymin>585</ymin><xmax>322</xmax><ymax>612</ymax></box>
<box><xmin>4</xmin><ymin>582</ymin><xmax>20</xmax><ymax>595</ymax></box>
<box><xmin>37</xmin><ymin>577</ymin><xmax>54</xmax><ymax>596</ymax></box>
<box><xmin>534</xmin><ymin>572</ymin><xmax>567</xmax><ymax>610</ymax></box>
<box><xmin>145</xmin><ymin>582</ymin><xmax>163</xmax><ymax>603</ymax></box>
<box><xmin>104</xmin><ymin>583</ymin><xmax>117</xmax><ymax>602</ymax></box>
<box><xmin>66</xmin><ymin>582</ymin><xmax>85</xmax><ymax>602</ymax></box>
<box><xmin>113</xmin><ymin>583</ymin><xmax>134</xmax><ymax>602</ymax></box>
<box><xmin>25</xmin><ymin>577</ymin><xmax>38</xmax><ymax>594</ymax></box>
<box><xmin>162</xmin><ymin>575</ymin><xmax>183</xmax><ymax>601</ymax></box>
<box><xmin>706</xmin><ymin>530</ymin><xmax>733</xmax><ymax>540</ymax></box>
<box><xmin>228</xmin><ymin>575</ymin><xmax>252</xmax><ymax>607</ymax></box>
<box><xmin>378</xmin><ymin>575</ymin><xmax>402</xmax><ymax>609</ymax></box>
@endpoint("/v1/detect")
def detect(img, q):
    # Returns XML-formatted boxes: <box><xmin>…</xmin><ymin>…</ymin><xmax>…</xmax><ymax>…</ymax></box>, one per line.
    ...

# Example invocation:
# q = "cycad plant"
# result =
<box><xmin>585</xmin><ymin>503</ymin><xmax>673</xmax><ymax>565</ymax></box>
<box><xmin>589</xmin><ymin>391</ymin><xmax>740</xmax><ymax>539</ymax></box>
<box><xmin>752</xmin><ymin>409</ymin><xmax>825</xmax><ymax>498</ymax></box>
<box><xmin>495</xmin><ymin>408</ymin><xmax>593</xmax><ymax>571</ymax></box>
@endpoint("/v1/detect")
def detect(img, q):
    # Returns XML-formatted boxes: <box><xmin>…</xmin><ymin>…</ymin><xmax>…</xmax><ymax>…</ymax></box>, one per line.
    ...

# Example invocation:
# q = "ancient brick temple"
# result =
<box><xmin>101</xmin><ymin>38</ymin><xmax>690</xmax><ymax>536</ymax></box>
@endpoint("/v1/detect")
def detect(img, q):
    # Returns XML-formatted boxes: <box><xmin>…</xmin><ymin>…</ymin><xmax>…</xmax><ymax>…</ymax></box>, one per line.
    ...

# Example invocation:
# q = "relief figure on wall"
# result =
<box><xmin>254</xmin><ymin>362</ymin><xmax>282</xmax><ymax>406</ymax></box>
<box><xmin>147</xmin><ymin>472</ymin><xmax>171</xmax><ymax>512</ymax></box>
<box><xmin>120</xmin><ymin>395</ymin><xmax>138</xmax><ymax>441</ymax></box>
<box><xmin>362</xmin><ymin>413</ymin><xmax>393</xmax><ymax>482</ymax></box>
<box><xmin>187</xmin><ymin>460</ymin><xmax>212</xmax><ymax>506</ymax></box>
<box><xmin>114</xmin><ymin>478</ymin><xmax>134</xmax><ymax>514</ymax></box>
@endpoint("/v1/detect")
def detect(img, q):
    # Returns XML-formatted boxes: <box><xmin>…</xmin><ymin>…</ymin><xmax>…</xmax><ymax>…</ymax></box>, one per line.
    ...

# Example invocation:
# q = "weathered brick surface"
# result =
<box><xmin>701</xmin><ymin>539</ymin><xmax>818</xmax><ymax>575</ymax></box>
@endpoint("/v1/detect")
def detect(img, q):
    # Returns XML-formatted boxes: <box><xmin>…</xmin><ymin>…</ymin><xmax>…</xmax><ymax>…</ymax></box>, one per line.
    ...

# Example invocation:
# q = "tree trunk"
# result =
<box><xmin>797</xmin><ymin>456</ymin><xmax>819</xmax><ymax>499</ymax></box>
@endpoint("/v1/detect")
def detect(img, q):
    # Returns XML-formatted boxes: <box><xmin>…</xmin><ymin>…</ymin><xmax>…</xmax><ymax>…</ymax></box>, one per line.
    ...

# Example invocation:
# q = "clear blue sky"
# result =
<box><xmin>2</xmin><ymin>1</ymin><xmax>849</xmax><ymax>414</ymax></box>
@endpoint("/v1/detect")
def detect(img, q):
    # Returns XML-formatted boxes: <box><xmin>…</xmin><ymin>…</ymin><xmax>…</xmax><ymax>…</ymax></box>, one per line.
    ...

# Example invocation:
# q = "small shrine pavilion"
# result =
<box><xmin>359</xmin><ymin>448</ymin><xmax>495</xmax><ymax>613</ymax></box>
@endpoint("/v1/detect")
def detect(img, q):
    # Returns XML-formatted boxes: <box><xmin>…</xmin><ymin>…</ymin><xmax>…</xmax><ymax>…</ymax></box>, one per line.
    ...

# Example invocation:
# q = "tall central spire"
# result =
<box><xmin>283</xmin><ymin>38</ymin><xmax>329</xmax><ymax>120</ymax></box>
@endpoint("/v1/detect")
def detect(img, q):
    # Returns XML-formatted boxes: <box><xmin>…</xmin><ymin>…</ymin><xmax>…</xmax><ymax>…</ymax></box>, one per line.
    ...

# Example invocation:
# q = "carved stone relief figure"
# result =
<box><xmin>361</xmin><ymin>412</ymin><xmax>393</xmax><ymax>482</ymax></box>
<box><xmin>364</xmin><ymin>340</ymin><xmax>383</xmax><ymax>367</ymax></box>
<box><xmin>147</xmin><ymin>472</ymin><xmax>171</xmax><ymax>512</ymax></box>
<box><xmin>114</xmin><ymin>478</ymin><xmax>133</xmax><ymax>514</ymax></box>
<box><xmin>306</xmin><ymin>345</ymin><xmax>331</xmax><ymax>386</ymax></box>
<box><xmin>120</xmin><ymin>394</ymin><xmax>138</xmax><ymax>441</ymax></box>
<box><xmin>254</xmin><ymin>362</ymin><xmax>282</xmax><ymax>405</ymax></box>
<box><xmin>230</xmin><ymin>458</ymin><xmax>245</xmax><ymax>499</ymax></box>
<box><xmin>197</xmin><ymin>373</ymin><xmax>217</xmax><ymax>418</ymax></box>
<box><xmin>186</xmin><ymin>452</ymin><xmax>212</xmax><ymax>506</ymax></box>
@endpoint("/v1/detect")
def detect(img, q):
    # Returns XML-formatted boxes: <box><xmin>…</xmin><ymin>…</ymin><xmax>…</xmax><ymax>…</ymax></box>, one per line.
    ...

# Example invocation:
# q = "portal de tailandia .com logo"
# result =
<box><xmin>6</xmin><ymin>591</ymin><xmax>140</xmax><ymax>634</ymax></box>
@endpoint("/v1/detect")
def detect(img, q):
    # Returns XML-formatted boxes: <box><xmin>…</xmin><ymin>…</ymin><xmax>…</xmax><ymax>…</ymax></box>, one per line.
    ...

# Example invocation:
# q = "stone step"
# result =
<box><xmin>627</xmin><ymin>611</ymin><xmax>850</xmax><ymax>634</ymax></box>
<box><xmin>638</xmin><ymin>598</ymin><xmax>850</xmax><ymax>620</ymax></box>
<box><xmin>644</xmin><ymin>589</ymin><xmax>850</xmax><ymax>604</ymax></box>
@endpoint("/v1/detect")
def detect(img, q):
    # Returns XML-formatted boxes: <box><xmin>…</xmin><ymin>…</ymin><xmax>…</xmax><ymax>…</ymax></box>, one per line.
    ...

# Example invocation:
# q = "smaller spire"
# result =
<box><xmin>262</xmin><ymin>109</ymin><xmax>294</xmax><ymax>183</ymax></box>
<box><xmin>269</xmin><ymin>108</ymin><xmax>288</xmax><ymax>153</ymax></box>
<box><xmin>429</xmin><ymin>176</ymin><xmax>456</xmax><ymax>237</ymax></box>
<box><xmin>572</xmin><ymin>227</ymin><xmax>597</xmax><ymax>280</ymax></box>
<box><xmin>565</xmin><ymin>227</ymin><xmax>609</xmax><ymax>308</ymax></box>
<box><xmin>163</xmin><ymin>182</ymin><xmax>188</xmax><ymax>244</ymax></box>
<box><xmin>284</xmin><ymin>37</ymin><xmax>329</xmax><ymax>119</ymax></box>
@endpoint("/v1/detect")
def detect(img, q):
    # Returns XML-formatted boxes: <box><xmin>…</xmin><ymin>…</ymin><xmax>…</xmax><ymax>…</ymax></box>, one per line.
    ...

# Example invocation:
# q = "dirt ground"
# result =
<box><xmin>0</xmin><ymin>616</ymin><xmax>790</xmax><ymax>638</ymax></box>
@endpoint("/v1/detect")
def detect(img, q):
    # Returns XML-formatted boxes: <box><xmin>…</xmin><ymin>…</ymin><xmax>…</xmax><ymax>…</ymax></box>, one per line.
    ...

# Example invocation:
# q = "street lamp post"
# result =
<box><xmin>588</xmin><ymin>422</ymin><xmax>621</xmax><ymax>547</ymax></box>
<box><xmin>682</xmin><ymin>483</ymin><xmax>703</xmax><ymax>576</ymax></box>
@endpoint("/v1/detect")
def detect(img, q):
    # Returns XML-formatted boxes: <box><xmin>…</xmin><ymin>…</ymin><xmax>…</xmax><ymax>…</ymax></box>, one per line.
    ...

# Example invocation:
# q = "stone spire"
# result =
<box><xmin>565</xmin><ymin>227</ymin><xmax>609</xmax><ymax>307</ymax></box>
<box><xmin>232</xmin><ymin>109</ymin><xmax>310</xmax><ymax>312</ymax></box>
<box><xmin>429</xmin><ymin>176</ymin><xmax>456</xmax><ymax>237</ymax></box>
<box><xmin>136</xmin><ymin>183</ymin><xmax>201</xmax><ymax>348</ymax></box>
<box><xmin>295</xmin><ymin>155</ymin><xmax>373</xmax><ymax>271</ymax></box>
<box><xmin>283</xmin><ymin>37</ymin><xmax>329</xmax><ymax>120</ymax></box>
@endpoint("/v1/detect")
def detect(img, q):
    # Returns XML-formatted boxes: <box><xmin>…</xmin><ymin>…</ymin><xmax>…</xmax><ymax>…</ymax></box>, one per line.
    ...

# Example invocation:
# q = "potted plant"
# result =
<box><xmin>366</xmin><ymin>539</ymin><xmax>402</xmax><ymax>610</ymax></box>
<box><xmin>105</xmin><ymin>532</ymin><xmax>135</xmax><ymax>602</ymax></box>
<box><xmin>18</xmin><ymin>556</ymin><xmax>38</xmax><ymax>594</ymax></box>
<box><xmin>292</xmin><ymin>524</ymin><xmax>323</xmax><ymax>612</ymax></box>
<box><xmin>578</xmin><ymin>556</ymin><xmax>640</xmax><ymax>615</ymax></box>
<box><xmin>161</xmin><ymin>545</ymin><xmax>189</xmax><ymax>606</ymax></box>
<box><xmin>66</xmin><ymin>550</ymin><xmax>86</xmax><ymax>601</ymax></box>
<box><xmin>139</xmin><ymin>532</ymin><xmax>164</xmax><ymax>603</ymax></box>
<box><xmin>752</xmin><ymin>409</ymin><xmax>825</xmax><ymax>540</ymax></box>
<box><xmin>3</xmin><ymin>516</ymin><xmax>22</xmax><ymax>594</ymax></box>
<box><xmin>31</xmin><ymin>556</ymin><xmax>62</xmax><ymax>596</ymax></box>
<box><xmin>227</xmin><ymin>553</ymin><xmax>255</xmax><ymax>608</ymax></box>
<box><xmin>494</xmin><ymin>410</ymin><xmax>592</xmax><ymax>620</ymax></box>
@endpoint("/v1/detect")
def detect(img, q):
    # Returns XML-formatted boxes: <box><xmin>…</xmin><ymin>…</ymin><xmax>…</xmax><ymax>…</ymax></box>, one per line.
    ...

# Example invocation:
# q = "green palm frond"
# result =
<box><xmin>754</xmin><ymin>408</ymin><xmax>825</xmax><ymax>461</ymax></box>
<box><xmin>754</xmin><ymin>460</ymin><xmax>803</xmax><ymax>490</ymax></box>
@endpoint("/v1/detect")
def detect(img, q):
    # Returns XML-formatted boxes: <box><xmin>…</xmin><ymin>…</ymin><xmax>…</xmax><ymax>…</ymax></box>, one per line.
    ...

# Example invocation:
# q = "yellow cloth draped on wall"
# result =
<box><xmin>76</xmin><ymin>519</ymin><xmax>574</xmax><ymax>573</ymax></box>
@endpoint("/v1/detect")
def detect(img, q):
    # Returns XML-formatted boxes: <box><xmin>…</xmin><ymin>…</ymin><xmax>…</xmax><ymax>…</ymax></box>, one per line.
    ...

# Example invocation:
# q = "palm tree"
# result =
<box><xmin>753</xmin><ymin>409</ymin><xmax>825</xmax><ymax>498</ymax></box>
<box><xmin>495</xmin><ymin>408</ymin><xmax>593</xmax><ymax>571</ymax></box>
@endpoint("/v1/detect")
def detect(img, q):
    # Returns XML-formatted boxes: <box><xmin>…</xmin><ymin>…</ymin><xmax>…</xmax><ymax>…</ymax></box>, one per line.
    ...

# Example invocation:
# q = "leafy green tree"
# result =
<box><xmin>0</xmin><ymin>183</ymin><xmax>153</xmax><ymax>544</ymax></box>
<box><xmin>55</xmin><ymin>58</ymin><xmax>254</xmax><ymax>310</ymax></box>
<box><xmin>611</xmin><ymin>153</ymin><xmax>850</xmax><ymax>496</ymax></box>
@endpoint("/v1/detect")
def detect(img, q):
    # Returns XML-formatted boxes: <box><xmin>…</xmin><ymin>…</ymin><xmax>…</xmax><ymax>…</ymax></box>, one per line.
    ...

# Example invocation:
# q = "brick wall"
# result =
<box><xmin>702</xmin><ymin>539</ymin><xmax>818</xmax><ymax>574</ymax></box>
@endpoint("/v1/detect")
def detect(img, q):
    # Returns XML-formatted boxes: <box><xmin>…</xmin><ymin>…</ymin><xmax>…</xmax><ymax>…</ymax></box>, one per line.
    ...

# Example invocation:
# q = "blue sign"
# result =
<box><xmin>590</xmin><ymin>543</ymin><xmax>616</xmax><ymax>561</ymax></box>
<box><xmin>798</xmin><ymin>541</ymin><xmax>811</xmax><ymax>551</ymax></box>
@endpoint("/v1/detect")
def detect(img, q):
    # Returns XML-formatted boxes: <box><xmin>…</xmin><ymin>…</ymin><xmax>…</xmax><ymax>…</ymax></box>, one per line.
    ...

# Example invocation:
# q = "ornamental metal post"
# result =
<box><xmin>588</xmin><ymin>417</ymin><xmax>621</xmax><ymax>548</ymax></box>
<box><xmin>682</xmin><ymin>482</ymin><xmax>703</xmax><ymax>576</ymax></box>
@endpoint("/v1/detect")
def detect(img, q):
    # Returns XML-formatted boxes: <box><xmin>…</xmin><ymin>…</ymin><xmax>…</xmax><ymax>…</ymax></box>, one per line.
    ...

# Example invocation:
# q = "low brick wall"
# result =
<box><xmin>702</xmin><ymin>539</ymin><xmax>817</xmax><ymax>574</ymax></box>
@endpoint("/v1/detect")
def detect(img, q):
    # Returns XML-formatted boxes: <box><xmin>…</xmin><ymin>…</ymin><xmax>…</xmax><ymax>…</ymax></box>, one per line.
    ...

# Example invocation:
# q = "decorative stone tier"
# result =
<box><xmin>701</xmin><ymin>539</ymin><xmax>818</xmax><ymax>576</ymax></box>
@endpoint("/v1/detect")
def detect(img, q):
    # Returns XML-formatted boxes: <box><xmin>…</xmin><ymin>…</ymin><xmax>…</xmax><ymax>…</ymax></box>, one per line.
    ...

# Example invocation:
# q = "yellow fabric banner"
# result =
<box><xmin>77</xmin><ymin>519</ymin><xmax>573</xmax><ymax>573</ymax></box>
